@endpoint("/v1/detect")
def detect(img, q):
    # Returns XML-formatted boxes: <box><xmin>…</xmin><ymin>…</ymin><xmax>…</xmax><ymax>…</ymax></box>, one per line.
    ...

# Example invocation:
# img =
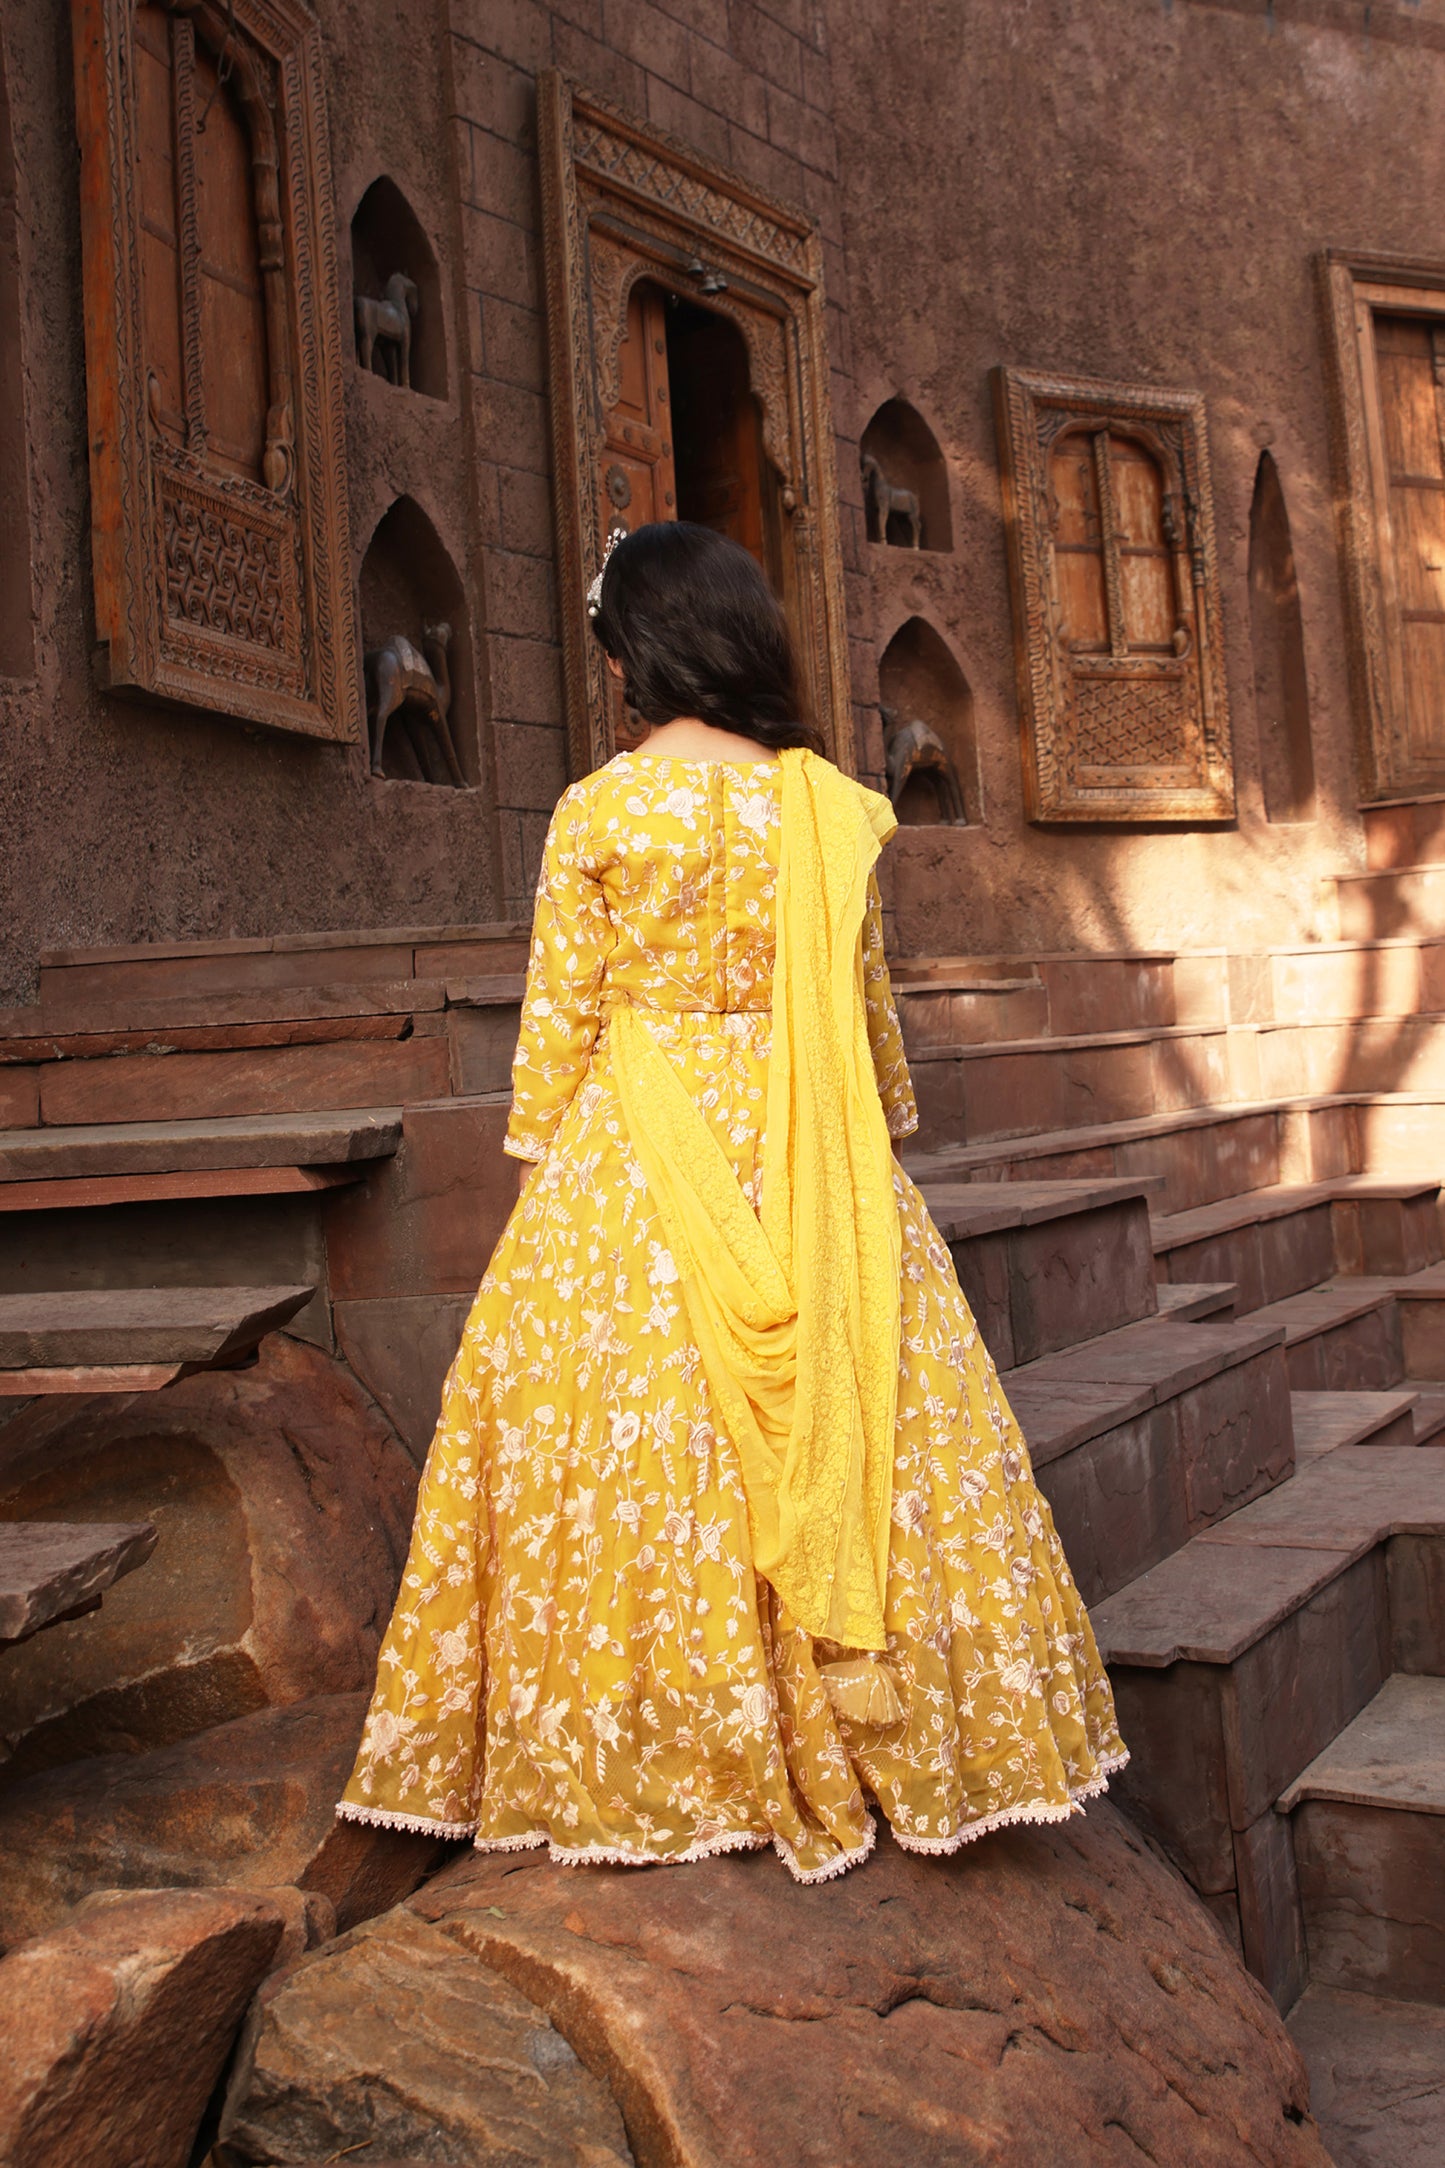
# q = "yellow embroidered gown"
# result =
<box><xmin>339</xmin><ymin>752</ymin><xmax>1125</xmax><ymax>1880</ymax></box>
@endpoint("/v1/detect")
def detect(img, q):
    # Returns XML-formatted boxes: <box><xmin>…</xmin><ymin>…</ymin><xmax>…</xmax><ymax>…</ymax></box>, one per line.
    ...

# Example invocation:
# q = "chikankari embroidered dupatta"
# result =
<box><xmin>610</xmin><ymin>747</ymin><xmax>901</xmax><ymax>1650</ymax></box>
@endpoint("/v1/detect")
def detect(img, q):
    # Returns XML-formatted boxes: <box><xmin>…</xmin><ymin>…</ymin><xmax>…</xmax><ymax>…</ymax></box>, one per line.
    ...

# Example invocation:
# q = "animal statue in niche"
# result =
<box><xmin>365</xmin><ymin>624</ymin><xmax>464</xmax><ymax>786</ymax></box>
<box><xmin>862</xmin><ymin>453</ymin><xmax>923</xmax><ymax>549</ymax></box>
<box><xmin>355</xmin><ymin>273</ymin><xmax>420</xmax><ymax>388</ymax></box>
<box><xmin>883</xmin><ymin>710</ymin><xmax>967</xmax><ymax>824</ymax></box>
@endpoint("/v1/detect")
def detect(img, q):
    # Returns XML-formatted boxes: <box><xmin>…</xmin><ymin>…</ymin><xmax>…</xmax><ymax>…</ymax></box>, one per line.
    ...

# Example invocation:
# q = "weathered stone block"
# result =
<box><xmin>335</xmin><ymin>1292</ymin><xmax>474</xmax><ymax>1461</ymax></box>
<box><xmin>37</xmin><ymin>1036</ymin><xmax>449</xmax><ymax>1126</ymax></box>
<box><xmin>0</xmin><ymin>1337</ymin><xmax>414</xmax><ymax>1781</ymax></box>
<box><xmin>324</xmin><ymin>1096</ymin><xmax>518</xmax><ymax>1303</ymax></box>
<box><xmin>1179</xmin><ymin>1346</ymin><xmax>1294</xmax><ymax>1531</ymax></box>
<box><xmin>1234</xmin><ymin>1810</ymin><xmax>1307</xmax><ymax>2013</ymax></box>
<box><xmin>1036</xmin><ymin>1403</ymin><xmax>1185</xmax><ymax>1606</ymax></box>
<box><xmin>0</xmin><ymin>1887</ymin><xmax>285</xmax><ymax>2168</ymax></box>
<box><xmin>1294</xmin><ymin>1798</ymin><xmax>1445</xmax><ymax>2004</ymax></box>
<box><xmin>218</xmin><ymin>1907</ymin><xmax>633</xmax><ymax>2167</ymax></box>
<box><xmin>0</xmin><ymin>1695</ymin><xmax>442</xmax><ymax>1948</ymax></box>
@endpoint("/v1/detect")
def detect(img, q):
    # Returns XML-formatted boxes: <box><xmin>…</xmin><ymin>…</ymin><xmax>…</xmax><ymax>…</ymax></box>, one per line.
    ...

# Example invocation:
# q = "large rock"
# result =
<box><xmin>0</xmin><ymin>1886</ymin><xmax>286</xmax><ymax>2168</ymax></box>
<box><xmin>389</xmin><ymin>1805</ymin><xmax>1327</xmax><ymax>2167</ymax></box>
<box><xmin>0</xmin><ymin>1694</ymin><xmax>444</xmax><ymax>1948</ymax></box>
<box><xmin>0</xmin><ymin>1334</ymin><xmax>415</xmax><ymax>1781</ymax></box>
<box><xmin>220</xmin><ymin>1805</ymin><xmax>1329</xmax><ymax>2167</ymax></box>
<box><xmin>218</xmin><ymin>1906</ymin><xmax>634</xmax><ymax>2166</ymax></box>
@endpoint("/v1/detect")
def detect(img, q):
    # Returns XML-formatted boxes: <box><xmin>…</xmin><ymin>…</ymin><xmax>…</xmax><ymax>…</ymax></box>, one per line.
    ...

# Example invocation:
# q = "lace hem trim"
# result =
<box><xmin>474</xmin><ymin>1824</ymin><xmax>773</xmax><ymax>1873</ymax></box>
<box><xmin>335</xmin><ymin>1754</ymin><xmax>1125</xmax><ymax>1879</ymax></box>
<box><xmin>889</xmin><ymin>1749</ymin><xmax>1130</xmax><ymax>1858</ymax></box>
<box><xmin>334</xmin><ymin>1799</ymin><xmax>478</xmax><ymax>1840</ymax></box>
<box><xmin>502</xmin><ymin>1135</ymin><xmax>549</xmax><ymax>1163</ymax></box>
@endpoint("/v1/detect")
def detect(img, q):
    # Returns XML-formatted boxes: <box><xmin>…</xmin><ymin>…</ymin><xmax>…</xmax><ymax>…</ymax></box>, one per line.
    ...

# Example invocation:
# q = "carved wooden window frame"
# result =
<box><xmin>995</xmin><ymin>367</ymin><xmax>1233</xmax><ymax>824</ymax></box>
<box><xmin>72</xmin><ymin>0</ymin><xmax>358</xmax><ymax>742</ymax></box>
<box><xmin>537</xmin><ymin>71</ymin><xmax>854</xmax><ymax>778</ymax></box>
<box><xmin>1320</xmin><ymin>248</ymin><xmax>1445</xmax><ymax>802</ymax></box>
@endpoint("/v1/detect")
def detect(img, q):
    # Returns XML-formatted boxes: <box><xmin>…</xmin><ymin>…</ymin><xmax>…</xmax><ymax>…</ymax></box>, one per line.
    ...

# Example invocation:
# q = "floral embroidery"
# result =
<box><xmin>338</xmin><ymin>755</ymin><xmax>1125</xmax><ymax>1879</ymax></box>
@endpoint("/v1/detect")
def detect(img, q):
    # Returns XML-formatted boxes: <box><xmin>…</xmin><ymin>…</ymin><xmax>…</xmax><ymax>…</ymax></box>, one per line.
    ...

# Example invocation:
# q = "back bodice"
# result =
<box><xmin>585</xmin><ymin>755</ymin><xmax>782</xmax><ymax>1015</ymax></box>
<box><xmin>503</xmin><ymin>749</ymin><xmax>917</xmax><ymax>1165</ymax></box>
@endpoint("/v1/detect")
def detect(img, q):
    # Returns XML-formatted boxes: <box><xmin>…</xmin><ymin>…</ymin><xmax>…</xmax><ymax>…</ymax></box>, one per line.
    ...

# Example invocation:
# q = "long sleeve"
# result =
<box><xmin>862</xmin><ymin>871</ymin><xmax>917</xmax><ymax>1141</ymax></box>
<box><xmin>504</xmin><ymin>784</ymin><xmax>614</xmax><ymax>1162</ymax></box>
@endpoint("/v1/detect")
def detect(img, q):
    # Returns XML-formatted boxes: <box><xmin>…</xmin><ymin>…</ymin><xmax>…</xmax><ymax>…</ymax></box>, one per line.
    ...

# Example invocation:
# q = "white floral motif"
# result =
<box><xmin>337</xmin><ymin>753</ymin><xmax>1126</xmax><ymax>1880</ymax></box>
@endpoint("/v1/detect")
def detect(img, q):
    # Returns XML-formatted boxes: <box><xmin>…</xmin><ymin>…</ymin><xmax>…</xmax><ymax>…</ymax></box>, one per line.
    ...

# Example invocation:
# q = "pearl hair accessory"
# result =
<box><xmin>586</xmin><ymin>525</ymin><xmax>625</xmax><ymax>620</ymax></box>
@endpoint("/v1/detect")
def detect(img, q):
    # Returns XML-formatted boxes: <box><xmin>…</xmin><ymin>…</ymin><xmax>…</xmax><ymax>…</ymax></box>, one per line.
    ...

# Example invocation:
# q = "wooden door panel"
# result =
<box><xmin>1392</xmin><ymin>484</ymin><xmax>1445</xmax><ymax>616</ymax></box>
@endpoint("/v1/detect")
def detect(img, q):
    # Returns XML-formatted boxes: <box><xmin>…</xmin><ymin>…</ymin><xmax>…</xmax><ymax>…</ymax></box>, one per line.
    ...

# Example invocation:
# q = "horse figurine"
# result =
<box><xmin>884</xmin><ymin>711</ymin><xmax>966</xmax><ymax>823</ymax></box>
<box><xmin>365</xmin><ymin>623</ymin><xmax>464</xmax><ymax>786</ymax></box>
<box><xmin>355</xmin><ymin>272</ymin><xmax>420</xmax><ymax>388</ymax></box>
<box><xmin>862</xmin><ymin>452</ymin><xmax>923</xmax><ymax>549</ymax></box>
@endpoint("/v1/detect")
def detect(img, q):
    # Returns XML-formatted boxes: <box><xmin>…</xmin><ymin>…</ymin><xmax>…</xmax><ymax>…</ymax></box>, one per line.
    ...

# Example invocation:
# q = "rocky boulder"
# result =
<box><xmin>0</xmin><ymin>1886</ymin><xmax>287</xmax><ymax>2168</ymax></box>
<box><xmin>0</xmin><ymin>1693</ymin><xmax>445</xmax><ymax>1949</ymax></box>
<box><xmin>217</xmin><ymin>1906</ymin><xmax>634</xmax><ymax>2166</ymax></box>
<box><xmin>0</xmin><ymin>1334</ymin><xmax>416</xmax><ymax>1782</ymax></box>
<box><xmin>221</xmin><ymin>1802</ymin><xmax>1330</xmax><ymax>2166</ymax></box>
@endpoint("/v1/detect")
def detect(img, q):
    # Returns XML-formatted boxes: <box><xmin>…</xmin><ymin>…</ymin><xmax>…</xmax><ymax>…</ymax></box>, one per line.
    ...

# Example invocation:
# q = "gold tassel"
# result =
<box><xmin>820</xmin><ymin>1657</ymin><xmax>906</xmax><ymax>1728</ymax></box>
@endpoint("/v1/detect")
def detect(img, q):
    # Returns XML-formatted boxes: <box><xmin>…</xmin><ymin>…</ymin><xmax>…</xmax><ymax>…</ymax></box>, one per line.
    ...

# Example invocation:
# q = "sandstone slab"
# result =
<box><xmin>218</xmin><ymin>1906</ymin><xmax>634</xmax><ymax>2166</ymax></box>
<box><xmin>0</xmin><ymin>1885</ymin><xmax>286</xmax><ymax>2168</ymax></box>
<box><xmin>0</xmin><ymin>1517</ymin><xmax>155</xmax><ymax>1643</ymax></box>
<box><xmin>0</xmin><ymin>1334</ymin><xmax>415</xmax><ymax>1780</ymax></box>
<box><xmin>389</xmin><ymin>1803</ymin><xmax>1327</xmax><ymax>2167</ymax></box>
<box><xmin>0</xmin><ymin>1693</ymin><xmax>442</xmax><ymax>1948</ymax></box>
<box><xmin>1289</xmin><ymin>1984</ymin><xmax>1445</xmax><ymax>2168</ymax></box>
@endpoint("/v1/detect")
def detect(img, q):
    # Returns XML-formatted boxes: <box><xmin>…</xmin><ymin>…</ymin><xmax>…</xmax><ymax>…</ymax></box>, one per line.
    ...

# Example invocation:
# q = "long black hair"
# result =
<box><xmin>589</xmin><ymin>521</ymin><xmax>823</xmax><ymax>753</ymax></box>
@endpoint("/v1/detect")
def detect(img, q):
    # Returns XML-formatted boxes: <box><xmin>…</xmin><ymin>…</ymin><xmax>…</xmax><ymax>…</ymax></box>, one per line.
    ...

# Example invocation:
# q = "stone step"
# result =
<box><xmin>1153</xmin><ymin>1179</ymin><xmax>1442</xmax><ymax>1315</ymax></box>
<box><xmin>1248</xmin><ymin>1285</ymin><xmax>1404</xmax><ymax>1392</ymax></box>
<box><xmin>894</xmin><ymin>949</ymin><xmax>1192</xmax><ymax>1035</ymax></box>
<box><xmin>904</xmin><ymin>1094</ymin><xmax>1359</xmax><ymax>1216</ymax></box>
<box><xmin>909</xmin><ymin>1021</ymin><xmax>1248</xmax><ymax>1154</ymax></box>
<box><xmin>1363</xmin><ymin>793</ymin><xmax>1445</xmax><ymax>872</ymax></box>
<box><xmin>893</xmin><ymin>976</ymin><xmax>1051</xmax><ymax>1051</ymax></box>
<box><xmin>34</xmin><ymin>922</ymin><xmax>532</xmax><ymax>1004</ymax></box>
<box><xmin>1336</xmin><ymin>864</ymin><xmax>1445</xmax><ymax>943</ymax></box>
<box><xmin>1288</xmin><ymin>1982</ymin><xmax>1445</xmax><ymax>2168</ymax></box>
<box><xmin>0</xmin><ymin>1284</ymin><xmax>313</xmax><ymax>1394</ymax></box>
<box><xmin>0</xmin><ymin>1109</ymin><xmax>402</xmax><ymax>1184</ymax></box>
<box><xmin>1156</xmin><ymin>1281</ymin><xmax>1238</xmax><ymax>1319</ymax></box>
<box><xmin>1007</xmin><ymin>1312</ymin><xmax>1293</xmax><ymax>1606</ymax></box>
<box><xmin>1094</xmin><ymin>1446</ymin><xmax>1445</xmax><ymax>2004</ymax></box>
<box><xmin>1252</xmin><ymin>937</ymin><xmax>1445</xmax><ymax>1025</ymax></box>
<box><xmin>1279</xmin><ymin>1673</ymin><xmax>1445</xmax><ymax>2007</ymax></box>
<box><xmin>0</xmin><ymin>1521</ymin><xmax>156</xmax><ymax>1645</ymax></box>
<box><xmin>1256</xmin><ymin>1014</ymin><xmax>1445</xmax><ymax>1101</ymax></box>
<box><xmin>1322</xmin><ymin>1264</ymin><xmax>1445</xmax><ymax>1381</ymax></box>
<box><xmin>917</xmin><ymin>1177</ymin><xmax>1159</xmax><ymax>1365</ymax></box>
<box><xmin>1406</xmin><ymin>1380</ymin><xmax>1445</xmax><ymax>1444</ymax></box>
<box><xmin>1290</xmin><ymin>1391</ymin><xmax>1420</xmax><ymax>1460</ymax></box>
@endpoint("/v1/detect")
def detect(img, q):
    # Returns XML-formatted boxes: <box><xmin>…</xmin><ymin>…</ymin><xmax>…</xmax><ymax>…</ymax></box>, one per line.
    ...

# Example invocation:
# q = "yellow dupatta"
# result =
<box><xmin>610</xmin><ymin>746</ymin><xmax>901</xmax><ymax>1651</ymax></box>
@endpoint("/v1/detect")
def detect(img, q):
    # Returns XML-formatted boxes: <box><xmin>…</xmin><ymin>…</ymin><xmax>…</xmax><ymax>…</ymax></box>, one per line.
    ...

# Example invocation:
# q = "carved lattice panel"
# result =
<box><xmin>994</xmin><ymin>367</ymin><xmax>1233</xmax><ymax>823</ymax></box>
<box><xmin>72</xmin><ymin>0</ymin><xmax>357</xmax><ymax>742</ymax></box>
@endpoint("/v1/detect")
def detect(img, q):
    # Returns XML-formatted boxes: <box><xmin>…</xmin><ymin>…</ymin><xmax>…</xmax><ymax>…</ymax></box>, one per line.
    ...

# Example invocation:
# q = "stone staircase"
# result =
<box><xmin>7</xmin><ymin>869</ymin><xmax>1445</xmax><ymax>2162</ymax></box>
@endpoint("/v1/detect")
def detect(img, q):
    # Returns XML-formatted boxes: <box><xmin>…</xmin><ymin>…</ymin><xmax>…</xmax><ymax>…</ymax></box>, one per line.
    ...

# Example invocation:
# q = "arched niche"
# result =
<box><xmin>861</xmin><ymin>399</ymin><xmax>953</xmax><ymax>552</ymax></box>
<box><xmin>878</xmin><ymin>617</ymin><xmax>977</xmax><ymax>826</ymax></box>
<box><xmin>351</xmin><ymin>178</ymin><xmax>447</xmax><ymax>401</ymax></box>
<box><xmin>1248</xmin><ymin>452</ymin><xmax>1316</xmax><ymax>822</ymax></box>
<box><xmin>0</xmin><ymin>48</ymin><xmax>32</xmax><ymax>677</ymax></box>
<box><xmin>359</xmin><ymin>497</ymin><xmax>472</xmax><ymax>785</ymax></box>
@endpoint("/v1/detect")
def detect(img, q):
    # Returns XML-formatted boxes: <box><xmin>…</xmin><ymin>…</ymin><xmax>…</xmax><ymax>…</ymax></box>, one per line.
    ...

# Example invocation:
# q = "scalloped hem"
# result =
<box><xmin>334</xmin><ymin>1750</ymin><xmax>1126</xmax><ymax>1880</ymax></box>
<box><xmin>335</xmin><ymin>1799</ymin><xmax>479</xmax><ymax>1840</ymax></box>
<box><xmin>474</xmin><ymin>1823</ymin><xmax>773</xmax><ymax>1872</ymax></box>
<box><xmin>889</xmin><ymin>1748</ymin><xmax>1130</xmax><ymax>1858</ymax></box>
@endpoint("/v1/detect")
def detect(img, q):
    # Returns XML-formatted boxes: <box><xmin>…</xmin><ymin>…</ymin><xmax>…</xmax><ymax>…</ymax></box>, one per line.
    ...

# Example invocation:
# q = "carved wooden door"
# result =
<box><xmin>539</xmin><ymin>72</ymin><xmax>852</xmax><ymax>778</ymax></box>
<box><xmin>1370</xmin><ymin>313</ymin><xmax>1445</xmax><ymax>779</ymax></box>
<box><xmin>598</xmin><ymin>284</ymin><xmax>675</xmax><ymax>750</ymax></box>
